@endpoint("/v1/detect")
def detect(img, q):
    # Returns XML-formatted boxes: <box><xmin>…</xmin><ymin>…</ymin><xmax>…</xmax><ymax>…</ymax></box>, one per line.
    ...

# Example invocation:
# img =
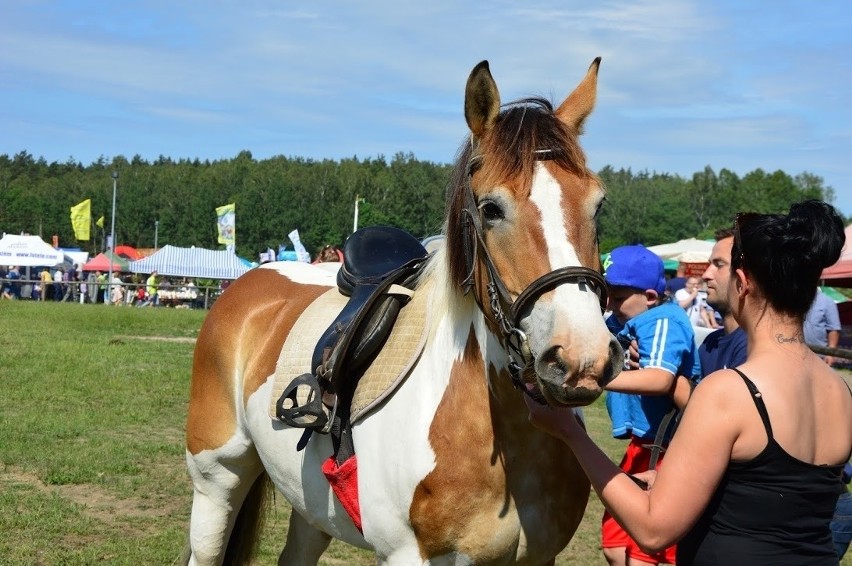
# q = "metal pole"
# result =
<box><xmin>353</xmin><ymin>194</ymin><xmax>360</xmax><ymax>233</ymax></box>
<box><xmin>108</xmin><ymin>171</ymin><xmax>118</xmax><ymax>305</ymax></box>
<box><xmin>154</xmin><ymin>219</ymin><xmax>159</xmax><ymax>249</ymax></box>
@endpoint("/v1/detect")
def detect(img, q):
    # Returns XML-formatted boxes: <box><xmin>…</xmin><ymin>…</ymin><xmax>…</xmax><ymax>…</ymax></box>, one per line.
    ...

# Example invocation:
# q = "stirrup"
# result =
<box><xmin>276</xmin><ymin>373</ymin><xmax>329</xmax><ymax>430</ymax></box>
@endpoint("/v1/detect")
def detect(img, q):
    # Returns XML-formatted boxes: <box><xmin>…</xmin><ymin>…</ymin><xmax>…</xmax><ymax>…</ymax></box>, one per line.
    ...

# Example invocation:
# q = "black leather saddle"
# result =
<box><xmin>276</xmin><ymin>226</ymin><xmax>428</xmax><ymax>433</ymax></box>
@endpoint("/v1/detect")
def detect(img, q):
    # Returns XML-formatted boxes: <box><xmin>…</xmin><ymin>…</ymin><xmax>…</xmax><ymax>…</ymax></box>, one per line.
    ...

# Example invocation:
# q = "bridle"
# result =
<box><xmin>460</xmin><ymin>149</ymin><xmax>608</xmax><ymax>402</ymax></box>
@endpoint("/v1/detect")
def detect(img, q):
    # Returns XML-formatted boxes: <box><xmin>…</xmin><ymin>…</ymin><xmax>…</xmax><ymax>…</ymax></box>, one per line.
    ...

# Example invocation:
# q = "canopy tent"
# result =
<box><xmin>82</xmin><ymin>251</ymin><xmax>130</xmax><ymax>272</ymax></box>
<box><xmin>820</xmin><ymin>224</ymin><xmax>852</xmax><ymax>283</ymax></box>
<box><xmin>127</xmin><ymin>245</ymin><xmax>251</xmax><ymax>280</ymax></box>
<box><xmin>0</xmin><ymin>234</ymin><xmax>64</xmax><ymax>267</ymax></box>
<box><xmin>646</xmin><ymin>238</ymin><xmax>715</xmax><ymax>263</ymax></box>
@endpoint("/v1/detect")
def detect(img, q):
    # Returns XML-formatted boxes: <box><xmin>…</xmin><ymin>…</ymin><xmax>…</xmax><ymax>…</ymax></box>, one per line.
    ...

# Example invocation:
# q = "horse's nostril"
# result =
<box><xmin>535</xmin><ymin>345</ymin><xmax>568</xmax><ymax>378</ymax></box>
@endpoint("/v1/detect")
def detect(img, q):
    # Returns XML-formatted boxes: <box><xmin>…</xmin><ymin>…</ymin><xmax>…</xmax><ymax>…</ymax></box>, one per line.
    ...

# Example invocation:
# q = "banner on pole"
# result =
<box><xmin>96</xmin><ymin>216</ymin><xmax>105</xmax><ymax>229</ymax></box>
<box><xmin>70</xmin><ymin>199</ymin><xmax>91</xmax><ymax>241</ymax></box>
<box><xmin>288</xmin><ymin>229</ymin><xmax>310</xmax><ymax>263</ymax></box>
<box><xmin>216</xmin><ymin>203</ymin><xmax>236</xmax><ymax>248</ymax></box>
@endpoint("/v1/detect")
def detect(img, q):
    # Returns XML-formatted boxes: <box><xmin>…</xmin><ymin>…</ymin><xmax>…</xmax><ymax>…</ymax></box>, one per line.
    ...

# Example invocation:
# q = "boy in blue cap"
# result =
<box><xmin>600</xmin><ymin>244</ymin><xmax>701</xmax><ymax>566</ymax></box>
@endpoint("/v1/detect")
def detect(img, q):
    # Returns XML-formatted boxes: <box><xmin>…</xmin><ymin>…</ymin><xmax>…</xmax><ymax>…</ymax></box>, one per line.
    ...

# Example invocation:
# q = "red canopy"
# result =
<box><xmin>114</xmin><ymin>245</ymin><xmax>141</xmax><ymax>261</ymax></box>
<box><xmin>821</xmin><ymin>224</ymin><xmax>852</xmax><ymax>283</ymax></box>
<box><xmin>82</xmin><ymin>252</ymin><xmax>129</xmax><ymax>272</ymax></box>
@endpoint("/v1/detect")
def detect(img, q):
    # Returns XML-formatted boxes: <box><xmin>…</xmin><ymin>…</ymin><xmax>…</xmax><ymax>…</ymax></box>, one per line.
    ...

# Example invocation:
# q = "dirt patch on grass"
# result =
<box><xmin>114</xmin><ymin>335</ymin><xmax>196</xmax><ymax>344</ymax></box>
<box><xmin>0</xmin><ymin>467</ymin><xmax>186</xmax><ymax>527</ymax></box>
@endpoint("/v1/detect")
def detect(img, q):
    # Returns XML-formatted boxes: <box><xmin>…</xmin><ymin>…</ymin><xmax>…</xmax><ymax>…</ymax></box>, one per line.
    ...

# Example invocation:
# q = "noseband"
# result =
<box><xmin>460</xmin><ymin>150</ymin><xmax>608</xmax><ymax>401</ymax></box>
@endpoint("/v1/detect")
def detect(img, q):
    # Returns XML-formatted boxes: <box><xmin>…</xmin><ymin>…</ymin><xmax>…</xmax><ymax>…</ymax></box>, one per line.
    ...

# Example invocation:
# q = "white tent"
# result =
<box><xmin>0</xmin><ymin>234</ymin><xmax>64</xmax><ymax>267</ymax></box>
<box><xmin>128</xmin><ymin>245</ymin><xmax>251</xmax><ymax>280</ymax></box>
<box><xmin>647</xmin><ymin>238</ymin><xmax>715</xmax><ymax>263</ymax></box>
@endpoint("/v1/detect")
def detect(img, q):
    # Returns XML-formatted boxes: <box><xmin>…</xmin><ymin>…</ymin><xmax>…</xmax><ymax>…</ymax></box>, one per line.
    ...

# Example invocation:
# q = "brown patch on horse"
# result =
<box><xmin>410</xmin><ymin>329</ymin><xmax>590</xmax><ymax>561</ymax></box>
<box><xmin>186</xmin><ymin>269</ymin><xmax>330</xmax><ymax>454</ymax></box>
<box><xmin>410</xmin><ymin>327</ymin><xmax>511</xmax><ymax>559</ymax></box>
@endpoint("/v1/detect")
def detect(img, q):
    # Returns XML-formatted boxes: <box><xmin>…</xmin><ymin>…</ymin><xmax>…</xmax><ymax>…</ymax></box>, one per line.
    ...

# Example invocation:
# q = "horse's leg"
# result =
<box><xmin>278</xmin><ymin>510</ymin><xmax>332</xmax><ymax>566</ymax></box>
<box><xmin>185</xmin><ymin>442</ymin><xmax>264</xmax><ymax>566</ymax></box>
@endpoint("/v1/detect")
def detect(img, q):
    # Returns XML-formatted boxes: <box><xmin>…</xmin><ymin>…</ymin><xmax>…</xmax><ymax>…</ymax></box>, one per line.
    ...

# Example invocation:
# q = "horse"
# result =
<box><xmin>183</xmin><ymin>57</ymin><xmax>623</xmax><ymax>565</ymax></box>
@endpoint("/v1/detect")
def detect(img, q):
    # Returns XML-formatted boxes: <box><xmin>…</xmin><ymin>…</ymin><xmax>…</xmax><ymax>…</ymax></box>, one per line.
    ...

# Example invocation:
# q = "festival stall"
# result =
<box><xmin>127</xmin><ymin>245</ymin><xmax>252</xmax><ymax>308</ymax></box>
<box><xmin>127</xmin><ymin>245</ymin><xmax>251</xmax><ymax>280</ymax></box>
<box><xmin>0</xmin><ymin>234</ymin><xmax>64</xmax><ymax>267</ymax></box>
<box><xmin>647</xmin><ymin>238</ymin><xmax>715</xmax><ymax>277</ymax></box>
<box><xmin>82</xmin><ymin>251</ymin><xmax>130</xmax><ymax>272</ymax></box>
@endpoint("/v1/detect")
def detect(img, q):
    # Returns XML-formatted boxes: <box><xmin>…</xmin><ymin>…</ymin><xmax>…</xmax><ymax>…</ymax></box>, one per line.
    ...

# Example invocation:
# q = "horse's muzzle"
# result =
<box><xmin>533</xmin><ymin>337</ymin><xmax>623</xmax><ymax>406</ymax></box>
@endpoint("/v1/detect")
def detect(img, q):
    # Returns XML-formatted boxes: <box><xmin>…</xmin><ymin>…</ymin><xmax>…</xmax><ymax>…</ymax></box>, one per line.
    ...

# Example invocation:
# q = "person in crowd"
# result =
<box><xmin>675</xmin><ymin>276</ymin><xmax>718</xmax><ymax>329</ymax></box>
<box><xmin>698</xmin><ymin>228</ymin><xmax>748</xmax><ymax>373</ymax></box>
<box><xmin>652</xmin><ymin>228</ymin><xmax>748</xmax><ymax>410</ymax></box>
<box><xmin>599</xmin><ymin>244</ymin><xmax>701</xmax><ymax>565</ymax></box>
<box><xmin>804</xmin><ymin>287</ymin><xmax>842</xmax><ymax>366</ymax></box>
<box><xmin>62</xmin><ymin>264</ymin><xmax>79</xmax><ymax>302</ymax></box>
<box><xmin>665</xmin><ymin>265</ymin><xmax>687</xmax><ymax>298</ymax></box>
<box><xmin>96</xmin><ymin>270</ymin><xmax>107</xmax><ymax>303</ymax></box>
<box><xmin>313</xmin><ymin>244</ymin><xmax>342</xmax><ymax>263</ymax></box>
<box><xmin>38</xmin><ymin>267</ymin><xmax>52</xmax><ymax>301</ymax></box>
<box><xmin>527</xmin><ymin>200</ymin><xmax>852</xmax><ymax>565</ymax></box>
<box><xmin>0</xmin><ymin>267</ymin><xmax>14</xmax><ymax>299</ymax></box>
<box><xmin>110</xmin><ymin>275</ymin><xmax>125</xmax><ymax>305</ymax></box>
<box><xmin>7</xmin><ymin>265</ymin><xmax>21</xmax><ymax>299</ymax></box>
<box><xmin>133</xmin><ymin>285</ymin><xmax>148</xmax><ymax>306</ymax></box>
<box><xmin>52</xmin><ymin>266</ymin><xmax>64</xmax><ymax>301</ymax></box>
<box><xmin>146</xmin><ymin>271</ymin><xmax>159</xmax><ymax>307</ymax></box>
<box><xmin>79</xmin><ymin>275</ymin><xmax>88</xmax><ymax>304</ymax></box>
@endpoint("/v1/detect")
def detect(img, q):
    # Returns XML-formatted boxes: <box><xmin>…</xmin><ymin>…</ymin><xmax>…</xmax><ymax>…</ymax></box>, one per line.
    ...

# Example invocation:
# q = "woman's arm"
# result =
<box><xmin>527</xmin><ymin>371</ymin><xmax>741</xmax><ymax>551</ymax></box>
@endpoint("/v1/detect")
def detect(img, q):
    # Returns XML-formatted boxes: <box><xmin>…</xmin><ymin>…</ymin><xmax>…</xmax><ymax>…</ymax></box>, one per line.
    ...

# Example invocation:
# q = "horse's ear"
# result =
<box><xmin>555</xmin><ymin>57</ymin><xmax>601</xmax><ymax>133</ymax></box>
<box><xmin>465</xmin><ymin>60</ymin><xmax>501</xmax><ymax>139</ymax></box>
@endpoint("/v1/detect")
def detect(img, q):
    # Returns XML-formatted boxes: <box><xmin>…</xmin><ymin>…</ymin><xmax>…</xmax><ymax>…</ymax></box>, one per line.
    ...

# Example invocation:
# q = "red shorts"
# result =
<box><xmin>601</xmin><ymin>436</ymin><xmax>676</xmax><ymax>564</ymax></box>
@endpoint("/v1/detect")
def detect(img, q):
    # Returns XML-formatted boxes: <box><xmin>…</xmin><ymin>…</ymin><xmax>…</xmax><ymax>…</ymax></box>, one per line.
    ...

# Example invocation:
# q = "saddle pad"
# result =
<box><xmin>268</xmin><ymin>280</ymin><xmax>431</xmax><ymax>424</ymax></box>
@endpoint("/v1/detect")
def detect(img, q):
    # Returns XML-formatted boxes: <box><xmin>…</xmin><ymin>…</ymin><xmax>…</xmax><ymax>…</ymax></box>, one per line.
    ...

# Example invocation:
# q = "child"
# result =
<box><xmin>600</xmin><ymin>245</ymin><xmax>701</xmax><ymax>566</ymax></box>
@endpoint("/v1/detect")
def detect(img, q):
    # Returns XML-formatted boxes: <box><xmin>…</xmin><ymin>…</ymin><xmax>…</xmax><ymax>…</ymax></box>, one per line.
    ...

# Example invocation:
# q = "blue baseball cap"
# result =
<box><xmin>604</xmin><ymin>245</ymin><xmax>666</xmax><ymax>295</ymax></box>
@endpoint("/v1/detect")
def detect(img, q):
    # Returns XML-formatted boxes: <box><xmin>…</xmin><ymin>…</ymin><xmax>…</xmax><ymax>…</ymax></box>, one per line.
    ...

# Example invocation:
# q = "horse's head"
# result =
<box><xmin>445</xmin><ymin>58</ymin><xmax>623</xmax><ymax>407</ymax></box>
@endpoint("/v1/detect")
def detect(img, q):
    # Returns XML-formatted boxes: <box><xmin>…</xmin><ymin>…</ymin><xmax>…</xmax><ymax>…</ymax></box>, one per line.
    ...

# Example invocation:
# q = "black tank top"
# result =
<box><xmin>677</xmin><ymin>369</ymin><xmax>847</xmax><ymax>565</ymax></box>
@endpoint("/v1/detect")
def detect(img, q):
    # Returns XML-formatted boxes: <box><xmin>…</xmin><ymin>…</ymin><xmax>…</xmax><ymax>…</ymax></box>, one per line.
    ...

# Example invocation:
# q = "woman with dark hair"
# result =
<box><xmin>528</xmin><ymin>200</ymin><xmax>852</xmax><ymax>565</ymax></box>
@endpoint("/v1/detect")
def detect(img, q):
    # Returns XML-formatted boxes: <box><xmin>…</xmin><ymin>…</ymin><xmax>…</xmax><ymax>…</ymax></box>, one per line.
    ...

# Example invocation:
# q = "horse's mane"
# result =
<box><xmin>443</xmin><ymin>97</ymin><xmax>592</xmax><ymax>291</ymax></box>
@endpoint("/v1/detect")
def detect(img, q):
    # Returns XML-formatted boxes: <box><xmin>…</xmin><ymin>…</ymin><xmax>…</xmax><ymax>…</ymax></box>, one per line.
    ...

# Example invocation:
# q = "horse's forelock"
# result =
<box><xmin>444</xmin><ymin>98</ymin><xmax>590</xmax><ymax>291</ymax></box>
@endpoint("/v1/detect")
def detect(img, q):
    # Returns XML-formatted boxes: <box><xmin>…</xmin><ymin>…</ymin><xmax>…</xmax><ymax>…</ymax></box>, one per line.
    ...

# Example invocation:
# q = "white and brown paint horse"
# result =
<box><xmin>184</xmin><ymin>58</ymin><xmax>622</xmax><ymax>565</ymax></box>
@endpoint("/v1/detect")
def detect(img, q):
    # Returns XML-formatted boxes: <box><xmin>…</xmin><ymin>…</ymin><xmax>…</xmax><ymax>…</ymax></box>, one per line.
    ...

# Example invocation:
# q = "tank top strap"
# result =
<box><xmin>731</xmin><ymin>368</ymin><xmax>773</xmax><ymax>439</ymax></box>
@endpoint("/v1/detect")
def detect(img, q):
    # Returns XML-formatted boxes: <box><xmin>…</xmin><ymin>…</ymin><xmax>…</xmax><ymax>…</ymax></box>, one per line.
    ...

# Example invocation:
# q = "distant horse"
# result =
<box><xmin>184</xmin><ymin>57</ymin><xmax>622</xmax><ymax>565</ymax></box>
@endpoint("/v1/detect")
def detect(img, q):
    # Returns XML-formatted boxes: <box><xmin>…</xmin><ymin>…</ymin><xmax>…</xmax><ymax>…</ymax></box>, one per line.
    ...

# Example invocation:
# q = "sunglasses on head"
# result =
<box><xmin>733</xmin><ymin>212</ymin><xmax>760</xmax><ymax>268</ymax></box>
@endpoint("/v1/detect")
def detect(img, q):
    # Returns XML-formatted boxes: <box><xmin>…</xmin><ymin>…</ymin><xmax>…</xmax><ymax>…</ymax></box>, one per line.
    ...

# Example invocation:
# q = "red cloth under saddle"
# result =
<box><xmin>321</xmin><ymin>455</ymin><xmax>362</xmax><ymax>533</ymax></box>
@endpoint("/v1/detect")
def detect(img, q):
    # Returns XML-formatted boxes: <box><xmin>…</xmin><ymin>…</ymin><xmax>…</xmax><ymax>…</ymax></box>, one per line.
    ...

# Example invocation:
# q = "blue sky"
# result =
<box><xmin>2</xmin><ymin>1</ymin><xmax>850</xmax><ymax>218</ymax></box>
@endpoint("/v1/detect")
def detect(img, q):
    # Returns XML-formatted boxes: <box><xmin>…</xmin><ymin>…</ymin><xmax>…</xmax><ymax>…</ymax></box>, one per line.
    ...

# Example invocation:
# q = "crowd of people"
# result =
<box><xmin>0</xmin><ymin>266</ymin><xmax>209</xmax><ymax>308</ymax></box>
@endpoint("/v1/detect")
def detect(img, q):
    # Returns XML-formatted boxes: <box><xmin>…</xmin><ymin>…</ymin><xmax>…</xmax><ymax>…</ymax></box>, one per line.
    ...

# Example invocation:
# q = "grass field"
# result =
<box><xmin>0</xmin><ymin>300</ymin><xmax>849</xmax><ymax>565</ymax></box>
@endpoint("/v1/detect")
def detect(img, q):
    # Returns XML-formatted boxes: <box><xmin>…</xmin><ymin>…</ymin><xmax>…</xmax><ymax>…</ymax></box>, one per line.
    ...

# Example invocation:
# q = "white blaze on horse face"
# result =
<box><xmin>526</xmin><ymin>162</ymin><xmax>610</xmax><ymax>365</ymax></box>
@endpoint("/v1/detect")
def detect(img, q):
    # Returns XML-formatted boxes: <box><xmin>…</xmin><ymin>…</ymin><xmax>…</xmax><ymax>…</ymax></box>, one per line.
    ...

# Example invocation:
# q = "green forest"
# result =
<box><xmin>0</xmin><ymin>150</ymin><xmax>840</xmax><ymax>261</ymax></box>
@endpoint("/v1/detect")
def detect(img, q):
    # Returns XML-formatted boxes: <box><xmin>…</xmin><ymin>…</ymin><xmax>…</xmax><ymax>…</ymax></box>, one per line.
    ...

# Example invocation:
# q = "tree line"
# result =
<box><xmin>0</xmin><ymin>150</ymin><xmax>840</xmax><ymax>260</ymax></box>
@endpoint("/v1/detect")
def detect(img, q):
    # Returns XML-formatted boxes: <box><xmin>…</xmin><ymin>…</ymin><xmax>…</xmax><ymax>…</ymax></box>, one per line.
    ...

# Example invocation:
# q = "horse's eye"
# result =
<box><xmin>480</xmin><ymin>201</ymin><xmax>504</xmax><ymax>222</ymax></box>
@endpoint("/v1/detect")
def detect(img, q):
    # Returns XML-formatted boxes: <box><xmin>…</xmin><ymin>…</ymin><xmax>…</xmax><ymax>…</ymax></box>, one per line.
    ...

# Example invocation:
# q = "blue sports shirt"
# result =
<box><xmin>606</xmin><ymin>301</ymin><xmax>702</xmax><ymax>440</ymax></box>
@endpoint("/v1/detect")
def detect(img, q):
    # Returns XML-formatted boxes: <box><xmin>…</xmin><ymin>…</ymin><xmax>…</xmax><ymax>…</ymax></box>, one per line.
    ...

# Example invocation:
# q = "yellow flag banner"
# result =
<box><xmin>70</xmin><ymin>199</ymin><xmax>91</xmax><ymax>241</ymax></box>
<box><xmin>96</xmin><ymin>216</ymin><xmax>105</xmax><ymax>229</ymax></box>
<box><xmin>216</xmin><ymin>203</ymin><xmax>236</xmax><ymax>247</ymax></box>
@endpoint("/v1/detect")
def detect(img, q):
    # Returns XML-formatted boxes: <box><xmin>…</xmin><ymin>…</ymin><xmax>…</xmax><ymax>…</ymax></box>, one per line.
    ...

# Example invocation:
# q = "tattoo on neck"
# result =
<box><xmin>775</xmin><ymin>333</ymin><xmax>804</xmax><ymax>344</ymax></box>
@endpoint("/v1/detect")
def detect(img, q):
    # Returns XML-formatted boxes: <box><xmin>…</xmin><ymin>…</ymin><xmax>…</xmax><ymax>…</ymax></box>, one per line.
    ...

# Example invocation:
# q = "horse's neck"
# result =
<box><xmin>420</xmin><ymin>249</ymin><xmax>513</xmax><ymax>394</ymax></box>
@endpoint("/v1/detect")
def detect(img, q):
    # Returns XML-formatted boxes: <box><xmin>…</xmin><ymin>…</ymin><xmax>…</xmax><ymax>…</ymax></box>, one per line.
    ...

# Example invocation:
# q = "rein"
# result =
<box><xmin>460</xmin><ymin>151</ymin><xmax>608</xmax><ymax>403</ymax></box>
